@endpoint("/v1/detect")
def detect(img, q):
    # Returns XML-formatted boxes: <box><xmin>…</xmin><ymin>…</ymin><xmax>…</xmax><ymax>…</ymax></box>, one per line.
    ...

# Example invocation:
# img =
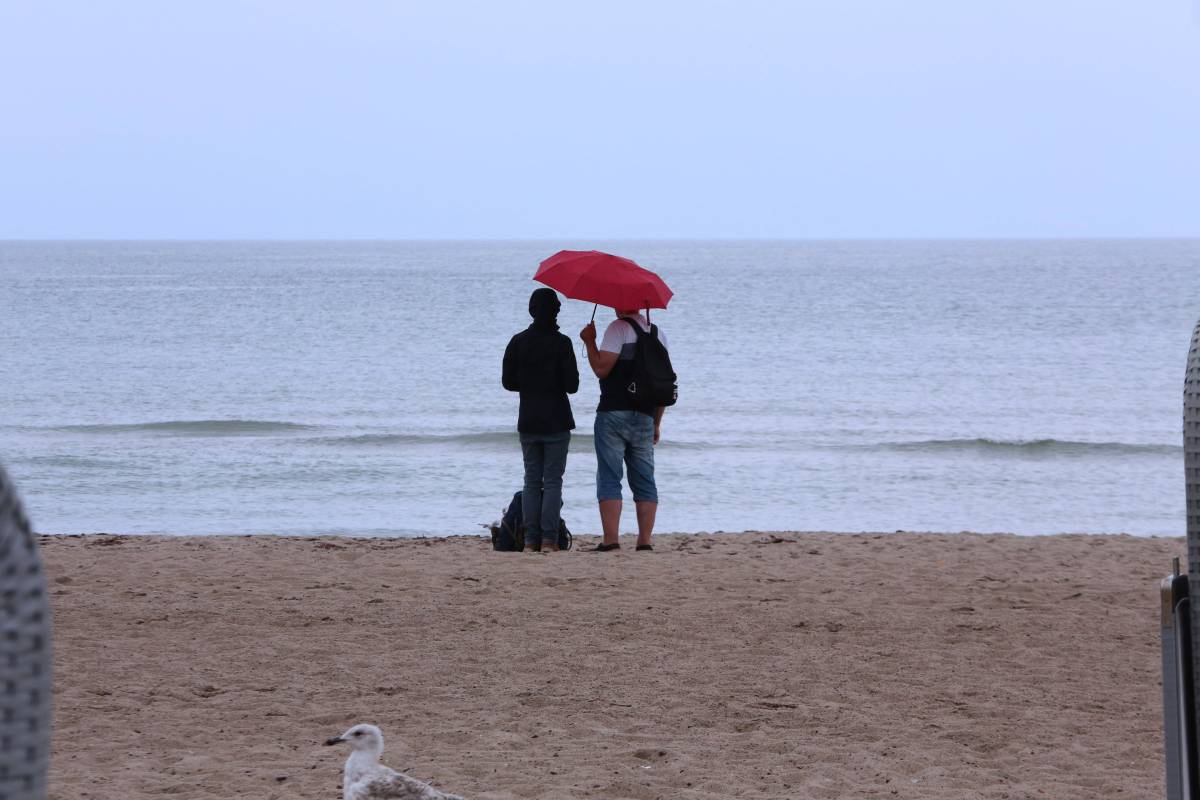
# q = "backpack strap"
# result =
<box><xmin>619</xmin><ymin>317</ymin><xmax>655</xmax><ymax>341</ymax></box>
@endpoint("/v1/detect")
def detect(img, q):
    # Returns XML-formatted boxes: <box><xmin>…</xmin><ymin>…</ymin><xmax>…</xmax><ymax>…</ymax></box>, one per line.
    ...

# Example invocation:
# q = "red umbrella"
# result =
<box><xmin>535</xmin><ymin>250</ymin><xmax>673</xmax><ymax>321</ymax></box>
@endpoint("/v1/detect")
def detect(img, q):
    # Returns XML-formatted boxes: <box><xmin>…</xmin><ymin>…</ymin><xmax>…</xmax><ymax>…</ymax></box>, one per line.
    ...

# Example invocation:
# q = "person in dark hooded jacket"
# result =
<box><xmin>502</xmin><ymin>288</ymin><xmax>580</xmax><ymax>552</ymax></box>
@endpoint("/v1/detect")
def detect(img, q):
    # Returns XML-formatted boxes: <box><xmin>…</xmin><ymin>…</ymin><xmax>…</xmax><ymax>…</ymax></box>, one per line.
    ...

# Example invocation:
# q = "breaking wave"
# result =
<box><xmin>311</xmin><ymin>431</ymin><xmax>520</xmax><ymax>448</ymax></box>
<box><xmin>873</xmin><ymin>438</ymin><xmax>1180</xmax><ymax>457</ymax></box>
<box><xmin>49</xmin><ymin>420</ymin><xmax>319</xmax><ymax>436</ymax></box>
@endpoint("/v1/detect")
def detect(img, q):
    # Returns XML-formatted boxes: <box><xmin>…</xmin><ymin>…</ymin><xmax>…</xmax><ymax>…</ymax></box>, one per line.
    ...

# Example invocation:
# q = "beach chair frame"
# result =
<box><xmin>1162</xmin><ymin>560</ymin><xmax>1197</xmax><ymax>799</ymax></box>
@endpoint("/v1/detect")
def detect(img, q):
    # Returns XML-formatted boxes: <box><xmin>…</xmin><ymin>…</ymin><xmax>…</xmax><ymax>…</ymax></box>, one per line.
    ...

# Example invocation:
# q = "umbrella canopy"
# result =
<box><xmin>534</xmin><ymin>250</ymin><xmax>673</xmax><ymax>311</ymax></box>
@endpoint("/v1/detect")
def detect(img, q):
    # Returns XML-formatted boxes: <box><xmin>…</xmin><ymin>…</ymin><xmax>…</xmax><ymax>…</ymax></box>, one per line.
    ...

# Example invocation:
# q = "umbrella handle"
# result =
<box><xmin>582</xmin><ymin>304</ymin><xmax>598</xmax><ymax>359</ymax></box>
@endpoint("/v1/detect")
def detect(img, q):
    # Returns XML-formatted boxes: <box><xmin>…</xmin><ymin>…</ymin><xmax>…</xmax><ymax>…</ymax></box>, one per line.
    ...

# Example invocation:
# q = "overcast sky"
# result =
<box><xmin>2</xmin><ymin>1</ymin><xmax>1198</xmax><ymax>239</ymax></box>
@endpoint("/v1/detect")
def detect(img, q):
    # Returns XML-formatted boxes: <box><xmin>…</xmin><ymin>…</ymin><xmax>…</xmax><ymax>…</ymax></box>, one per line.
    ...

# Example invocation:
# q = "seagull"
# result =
<box><xmin>325</xmin><ymin>723</ymin><xmax>466</xmax><ymax>800</ymax></box>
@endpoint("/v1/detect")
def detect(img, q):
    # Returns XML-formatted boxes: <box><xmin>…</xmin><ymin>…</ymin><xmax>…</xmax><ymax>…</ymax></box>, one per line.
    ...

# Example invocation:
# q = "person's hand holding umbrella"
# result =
<box><xmin>579</xmin><ymin>318</ymin><xmax>598</xmax><ymax>349</ymax></box>
<box><xmin>578</xmin><ymin>315</ymin><xmax>619</xmax><ymax>385</ymax></box>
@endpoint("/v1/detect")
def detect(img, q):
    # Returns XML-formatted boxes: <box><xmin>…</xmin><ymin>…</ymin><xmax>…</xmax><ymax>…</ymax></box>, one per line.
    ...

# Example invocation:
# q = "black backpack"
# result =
<box><xmin>491</xmin><ymin>490</ymin><xmax>573</xmax><ymax>551</ymax></box>
<box><xmin>621</xmin><ymin>318</ymin><xmax>678</xmax><ymax>411</ymax></box>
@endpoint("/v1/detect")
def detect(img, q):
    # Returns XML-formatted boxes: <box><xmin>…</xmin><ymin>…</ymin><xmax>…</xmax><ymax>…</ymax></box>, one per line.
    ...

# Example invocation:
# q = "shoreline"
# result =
<box><xmin>44</xmin><ymin>530</ymin><xmax>1179</xmax><ymax>799</ymax></box>
<box><xmin>35</xmin><ymin>528</ymin><xmax>1186</xmax><ymax>540</ymax></box>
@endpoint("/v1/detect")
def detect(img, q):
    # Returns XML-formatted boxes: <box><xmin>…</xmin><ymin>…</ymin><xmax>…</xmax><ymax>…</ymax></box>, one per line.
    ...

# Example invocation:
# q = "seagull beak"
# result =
<box><xmin>324</xmin><ymin>736</ymin><xmax>344</xmax><ymax>746</ymax></box>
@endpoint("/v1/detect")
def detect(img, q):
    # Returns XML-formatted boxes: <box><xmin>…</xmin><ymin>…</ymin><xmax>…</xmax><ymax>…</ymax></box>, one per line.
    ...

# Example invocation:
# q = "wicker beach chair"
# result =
<box><xmin>1188</xmin><ymin>319</ymin><xmax>1200</xmax><ymax>718</ymax></box>
<box><xmin>1163</xmin><ymin>319</ymin><xmax>1200</xmax><ymax>799</ymax></box>
<box><xmin>0</xmin><ymin>467</ymin><xmax>51</xmax><ymax>800</ymax></box>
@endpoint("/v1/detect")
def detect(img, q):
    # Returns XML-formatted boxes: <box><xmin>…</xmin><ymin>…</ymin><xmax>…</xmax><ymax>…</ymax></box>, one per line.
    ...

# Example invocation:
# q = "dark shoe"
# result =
<box><xmin>590</xmin><ymin>542</ymin><xmax>621</xmax><ymax>552</ymax></box>
<box><xmin>636</xmin><ymin>544</ymin><xmax>653</xmax><ymax>551</ymax></box>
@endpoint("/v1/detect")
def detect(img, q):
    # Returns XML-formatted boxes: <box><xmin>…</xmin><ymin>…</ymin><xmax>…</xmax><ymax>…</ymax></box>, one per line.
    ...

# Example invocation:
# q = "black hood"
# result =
<box><xmin>529</xmin><ymin>288</ymin><xmax>561</xmax><ymax>329</ymax></box>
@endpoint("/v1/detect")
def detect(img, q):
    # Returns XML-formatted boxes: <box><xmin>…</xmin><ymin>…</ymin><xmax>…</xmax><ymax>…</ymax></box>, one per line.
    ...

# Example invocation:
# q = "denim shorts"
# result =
<box><xmin>594</xmin><ymin>410</ymin><xmax>657</xmax><ymax>503</ymax></box>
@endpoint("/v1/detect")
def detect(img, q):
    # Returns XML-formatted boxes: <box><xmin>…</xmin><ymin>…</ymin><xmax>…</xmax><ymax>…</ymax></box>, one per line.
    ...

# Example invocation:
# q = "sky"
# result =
<box><xmin>2</xmin><ymin>1</ymin><xmax>1198</xmax><ymax>239</ymax></box>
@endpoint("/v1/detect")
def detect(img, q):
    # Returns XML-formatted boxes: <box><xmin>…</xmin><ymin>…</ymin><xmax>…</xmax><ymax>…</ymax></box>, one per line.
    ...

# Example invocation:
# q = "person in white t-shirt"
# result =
<box><xmin>579</xmin><ymin>308</ymin><xmax>668</xmax><ymax>552</ymax></box>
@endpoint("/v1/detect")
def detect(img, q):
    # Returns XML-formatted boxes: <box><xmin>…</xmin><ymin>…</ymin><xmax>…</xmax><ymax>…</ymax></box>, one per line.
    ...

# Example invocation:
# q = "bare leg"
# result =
<box><xmin>635</xmin><ymin>501</ymin><xmax>656</xmax><ymax>547</ymax></box>
<box><xmin>599</xmin><ymin>499</ymin><xmax>622</xmax><ymax>546</ymax></box>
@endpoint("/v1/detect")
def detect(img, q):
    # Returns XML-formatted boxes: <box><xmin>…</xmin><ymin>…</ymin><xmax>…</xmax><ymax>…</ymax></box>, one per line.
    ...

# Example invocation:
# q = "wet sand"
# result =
<box><xmin>42</xmin><ymin>530</ymin><xmax>1178</xmax><ymax>799</ymax></box>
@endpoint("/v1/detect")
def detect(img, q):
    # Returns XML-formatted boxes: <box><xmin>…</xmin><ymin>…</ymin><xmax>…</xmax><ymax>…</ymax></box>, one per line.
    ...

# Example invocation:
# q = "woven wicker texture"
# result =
<box><xmin>1186</xmin><ymin>319</ymin><xmax>1200</xmax><ymax>737</ymax></box>
<box><xmin>0</xmin><ymin>468</ymin><xmax>50</xmax><ymax>800</ymax></box>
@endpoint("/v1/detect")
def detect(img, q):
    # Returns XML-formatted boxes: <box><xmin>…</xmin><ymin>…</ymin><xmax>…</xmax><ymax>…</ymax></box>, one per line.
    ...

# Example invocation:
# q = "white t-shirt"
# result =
<box><xmin>599</xmin><ymin>314</ymin><xmax>668</xmax><ymax>356</ymax></box>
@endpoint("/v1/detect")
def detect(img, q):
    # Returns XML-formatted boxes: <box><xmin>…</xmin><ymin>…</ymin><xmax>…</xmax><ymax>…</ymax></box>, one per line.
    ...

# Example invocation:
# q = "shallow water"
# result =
<box><xmin>2</xmin><ymin>239</ymin><xmax>1197</xmax><ymax>536</ymax></box>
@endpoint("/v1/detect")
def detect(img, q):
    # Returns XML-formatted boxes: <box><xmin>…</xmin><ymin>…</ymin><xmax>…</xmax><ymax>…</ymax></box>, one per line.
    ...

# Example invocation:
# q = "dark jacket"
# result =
<box><xmin>503</xmin><ymin>324</ymin><xmax>579</xmax><ymax>434</ymax></box>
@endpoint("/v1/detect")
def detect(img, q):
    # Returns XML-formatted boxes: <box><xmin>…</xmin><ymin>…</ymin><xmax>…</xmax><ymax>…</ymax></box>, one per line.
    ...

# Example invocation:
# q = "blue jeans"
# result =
<box><xmin>594</xmin><ymin>411</ymin><xmax>657</xmax><ymax>503</ymax></box>
<box><xmin>520</xmin><ymin>431</ymin><xmax>570</xmax><ymax>547</ymax></box>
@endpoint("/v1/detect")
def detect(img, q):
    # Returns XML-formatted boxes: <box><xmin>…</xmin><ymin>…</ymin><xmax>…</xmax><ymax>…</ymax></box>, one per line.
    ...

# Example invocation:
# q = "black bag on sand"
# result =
<box><xmin>491</xmin><ymin>490</ymin><xmax>573</xmax><ymax>551</ymax></box>
<box><xmin>622</xmin><ymin>318</ymin><xmax>678</xmax><ymax>411</ymax></box>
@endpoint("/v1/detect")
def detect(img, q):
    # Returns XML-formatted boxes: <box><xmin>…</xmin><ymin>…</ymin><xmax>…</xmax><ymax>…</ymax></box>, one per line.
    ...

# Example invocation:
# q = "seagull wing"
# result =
<box><xmin>355</xmin><ymin>767</ymin><xmax>465</xmax><ymax>800</ymax></box>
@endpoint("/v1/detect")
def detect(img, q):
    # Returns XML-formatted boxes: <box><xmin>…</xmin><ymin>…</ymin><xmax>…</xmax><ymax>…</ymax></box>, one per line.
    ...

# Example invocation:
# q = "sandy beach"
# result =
<box><xmin>42</xmin><ymin>530</ymin><xmax>1177</xmax><ymax>799</ymax></box>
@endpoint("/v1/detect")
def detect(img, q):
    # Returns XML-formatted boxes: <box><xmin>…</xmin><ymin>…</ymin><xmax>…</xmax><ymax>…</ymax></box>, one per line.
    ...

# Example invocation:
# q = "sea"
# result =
<box><xmin>2</xmin><ymin>240</ymin><xmax>1198</xmax><ymax>538</ymax></box>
